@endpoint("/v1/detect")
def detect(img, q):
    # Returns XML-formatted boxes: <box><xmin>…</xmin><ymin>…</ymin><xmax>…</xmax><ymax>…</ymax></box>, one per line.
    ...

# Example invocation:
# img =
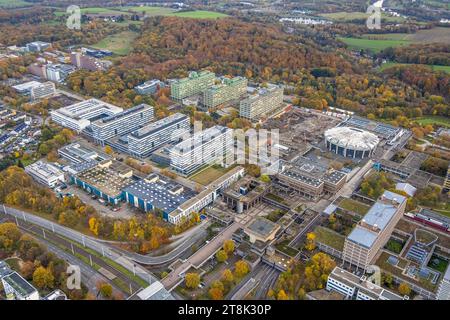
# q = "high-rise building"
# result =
<box><xmin>170</xmin><ymin>70</ymin><xmax>215</xmax><ymax>100</ymax></box>
<box><xmin>239</xmin><ymin>84</ymin><xmax>284</xmax><ymax>121</ymax></box>
<box><xmin>342</xmin><ymin>190</ymin><xmax>407</xmax><ymax>270</ymax></box>
<box><xmin>202</xmin><ymin>76</ymin><xmax>247</xmax><ymax>109</ymax></box>
<box><xmin>436</xmin><ymin>265</ymin><xmax>450</xmax><ymax>300</ymax></box>
<box><xmin>70</xmin><ymin>52</ymin><xmax>112</xmax><ymax>71</ymax></box>
<box><xmin>50</xmin><ymin>98</ymin><xmax>123</xmax><ymax>132</ymax></box>
<box><xmin>127</xmin><ymin>113</ymin><xmax>190</xmax><ymax>158</ymax></box>
<box><xmin>89</xmin><ymin>104</ymin><xmax>154</xmax><ymax>145</ymax></box>
<box><xmin>169</xmin><ymin>125</ymin><xmax>233</xmax><ymax>176</ymax></box>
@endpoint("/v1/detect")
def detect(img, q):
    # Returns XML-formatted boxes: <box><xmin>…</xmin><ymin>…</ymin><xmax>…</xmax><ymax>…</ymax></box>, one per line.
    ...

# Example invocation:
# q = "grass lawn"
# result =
<box><xmin>171</xmin><ymin>10</ymin><xmax>229</xmax><ymax>19</ymax></box>
<box><xmin>189</xmin><ymin>165</ymin><xmax>230</xmax><ymax>186</ymax></box>
<box><xmin>0</xmin><ymin>0</ymin><xmax>31</xmax><ymax>8</ymax></box>
<box><xmin>114</xmin><ymin>5</ymin><xmax>175</xmax><ymax>15</ymax></box>
<box><xmin>427</xmin><ymin>255</ymin><xmax>449</xmax><ymax>273</ymax></box>
<box><xmin>412</xmin><ymin>116</ymin><xmax>450</xmax><ymax>128</ymax></box>
<box><xmin>90</xmin><ymin>31</ymin><xmax>138</xmax><ymax>56</ymax></box>
<box><xmin>275</xmin><ymin>240</ymin><xmax>299</xmax><ymax>257</ymax></box>
<box><xmin>338</xmin><ymin>198</ymin><xmax>370</xmax><ymax>215</ymax></box>
<box><xmin>320</xmin><ymin>11</ymin><xmax>404</xmax><ymax>23</ymax></box>
<box><xmin>314</xmin><ymin>226</ymin><xmax>345</xmax><ymax>251</ymax></box>
<box><xmin>339</xmin><ymin>37</ymin><xmax>411</xmax><ymax>53</ymax></box>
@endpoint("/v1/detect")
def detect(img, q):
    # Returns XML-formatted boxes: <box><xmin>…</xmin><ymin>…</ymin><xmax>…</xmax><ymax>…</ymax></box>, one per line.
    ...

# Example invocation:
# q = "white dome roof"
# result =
<box><xmin>324</xmin><ymin>126</ymin><xmax>379</xmax><ymax>151</ymax></box>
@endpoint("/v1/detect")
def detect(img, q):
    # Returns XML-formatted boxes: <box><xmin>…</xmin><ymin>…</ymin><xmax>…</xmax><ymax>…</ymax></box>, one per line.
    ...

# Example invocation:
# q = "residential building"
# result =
<box><xmin>70</xmin><ymin>160</ymin><xmax>134</xmax><ymax>205</ymax></box>
<box><xmin>436</xmin><ymin>265</ymin><xmax>450</xmax><ymax>300</ymax></box>
<box><xmin>169</xmin><ymin>125</ymin><xmax>234</xmax><ymax>176</ymax></box>
<box><xmin>127</xmin><ymin>113</ymin><xmax>190</xmax><ymax>158</ymax></box>
<box><xmin>239</xmin><ymin>84</ymin><xmax>284</xmax><ymax>121</ymax></box>
<box><xmin>89</xmin><ymin>104</ymin><xmax>154</xmax><ymax>145</ymax></box>
<box><xmin>50</xmin><ymin>98</ymin><xmax>123</xmax><ymax>132</ymax></box>
<box><xmin>25</xmin><ymin>160</ymin><xmax>65</xmax><ymax>188</ymax></box>
<box><xmin>326</xmin><ymin>267</ymin><xmax>406</xmax><ymax>300</ymax></box>
<box><xmin>30</xmin><ymin>81</ymin><xmax>56</xmax><ymax>101</ymax></box>
<box><xmin>202</xmin><ymin>76</ymin><xmax>247</xmax><ymax>109</ymax></box>
<box><xmin>135</xmin><ymin>79</ymin><xmax>165</xmax><ymax>95</ymax></box>
<box><xmin>26</xmin><ymin>41</ymin><xmax>51</xmax><ymax>52</ymax></box>
<box><xmin>276</xmin><ymin>157</ymin><xmax>347</xmax><ymax>200</ymax></box>
<box><xmin>1</xmin><ymin>271</ymin><xmax>40</xmax><ymax>300</ymax></box>
<box><xmin>170</xmin><ymin>70</ymin><xmax>215</xmax><ymax>100</ymax></box>
<box><xmin>342</xmin><ymin>191</ymin><xmax>407</xmax><ymax>270</ymax></box>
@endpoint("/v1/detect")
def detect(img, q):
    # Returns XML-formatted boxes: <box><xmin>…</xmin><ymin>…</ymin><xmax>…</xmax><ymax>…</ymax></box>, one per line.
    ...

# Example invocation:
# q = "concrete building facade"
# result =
<box><xmin>170</xmin><ymin>70</ymin><xmax>215</xmax><ymax>100</ymax></box>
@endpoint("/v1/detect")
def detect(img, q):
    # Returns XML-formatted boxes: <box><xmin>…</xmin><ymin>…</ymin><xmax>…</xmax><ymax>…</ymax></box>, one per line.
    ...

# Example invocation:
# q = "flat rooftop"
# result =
<box><xmin>25</xmin><ymin>160</ymin><xmax>63</xmax><ymax>179</ymax></box>
<box><xmin>347</xmin><ymin>225</ymin><xmax>378</xmax><ymax>248</ymax></box>
<box><xmin>91</xmin><ymin>104</ymin><xmax>151</xmax><ymax>126</ymax></box>
<box><xmin>344</xmin><ymin>116</ymin><xmax>402</xmax><ymax>140</ymax></box>
<box><xmin>54</xmin><ymin>98</ymin><xmax>123</xmax><ymax>120</ymax></box>
<box><xmin>59</xmin><ymin>142</ymin><xmax>106</xmax><ymax>163</ymax></box>
<box><xmin>130</xmin><ymin>113</ymin><xmax>188</xmax><ymax>139</ymax></box>
<box><xmin>170</xmin><ymin>125</ymin><xmax>230</xmax><ymax>154</ymax></box>
<box><xmin>2</xmin><ymin>271</ymin><xmax>37</xmax><ymax>297</ymax></box>
<box><xmin>246</xmin><ymin>217</ymin><xmax>279</xmax><ymax>238</ymax></box>
<box><xmin>123</xmin><ymin>173</ymin><xmax>197</xmax><ymax>213</ymax></box>
<box><xmin>76</xmin><ymin>160</ymin><xmax>133</xmax><ymax>197</ymax></box>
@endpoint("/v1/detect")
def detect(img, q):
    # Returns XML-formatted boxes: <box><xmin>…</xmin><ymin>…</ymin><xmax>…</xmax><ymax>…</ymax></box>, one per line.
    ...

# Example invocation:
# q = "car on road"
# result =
<box><xmin>98</xmin><ymin>198</ymin><xmax>106</xmax><ymax>204</ymax></box>
<box><xmin>91</xmin><ymin>194</ymin><xmax>98</xmax><ymax>200</ymax></box>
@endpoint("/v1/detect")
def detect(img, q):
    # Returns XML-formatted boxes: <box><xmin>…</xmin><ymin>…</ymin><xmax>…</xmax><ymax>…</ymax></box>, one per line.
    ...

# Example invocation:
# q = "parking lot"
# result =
<box><xmin>66</xmin><ymin>185</ymin><xmax>137</xmax><ymax>219</ymax></box>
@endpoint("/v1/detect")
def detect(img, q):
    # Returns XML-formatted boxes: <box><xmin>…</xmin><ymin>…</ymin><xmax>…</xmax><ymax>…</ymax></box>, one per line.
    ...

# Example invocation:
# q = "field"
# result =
<box><xmin>339</xmin><ymin>37</ymin><xmax>411</xmax><ymax>52</ymax></box>
<box><xmin>0</xmin><ymin>0</ymin><xmax>31</xmax><ymax>8</ymax></box>
<box><xmin>90</xmin><ymin>31</ymin><xmax>138</xmax><ymax>56</ymax></box>
<box><xmin>171</xmin><ymin>10</ymin><xmax>229</xmax><ymax>19</ymax></box>
<box><xmin>320</xmin><ymin>11</ymin><xmax>405</xmax><ymax>23</ymax></box>
<box><xmin>412</xmin><ymin>116</ymin><xmax>450</xmax><ymax>128</ymax></box>
<box><xmin>380</xmin><ymin>62</ymin><xmax>450</xmax><ymax>73</ymax></box>
<box><xmin>361</xmin><ymin>27</ymin><xmax>450</xmax><ymax>44</ymax></box>
<box><xmin>54</xmin><ymin>6</ymin><xmax>228</xmax><ymax>20</ymax></box>
<box><xmin>189</xmin><ymin>165</ymin><xmax>230</xmax><ymax>186</ymax></box>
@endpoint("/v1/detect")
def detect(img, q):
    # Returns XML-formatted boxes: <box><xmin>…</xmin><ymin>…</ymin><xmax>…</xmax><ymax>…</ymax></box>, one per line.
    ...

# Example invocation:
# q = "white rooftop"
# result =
<box><xmin>325</xmin><ymin>126</ymin><xmax>380</xmax><ymax>151</ymax></box>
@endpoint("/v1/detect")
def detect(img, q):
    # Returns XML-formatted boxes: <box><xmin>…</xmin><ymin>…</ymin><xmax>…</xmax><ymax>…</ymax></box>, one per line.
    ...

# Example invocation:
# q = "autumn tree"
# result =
<box><xmin>209</xmin><ymin>280</ymin><xmax>224</xmax><ymax>300</ymax></box>
<box><xmin>223</xmin><ymin>239</ymin><xmax>235</xmax><ymax>255</ymax></box>
<box><xmin>305</xmin><ymin>232</ymin><xmax>316</xmax><ymax>251</ymax></box>
<box><xmin>33</xmin><ymin>266</ymin><xmax>54</xmax><ymax>289</ymax></box>
<box><xmin>97</xmin><ymin>281</ymin><xmax>113</xmax><ymax>298</ymax></box>
<box><xmin>398</xmin><ymin>282</ymin><xmax>411</xmax><ymax>296</ymax></box>
<box><xmin>221</xmin><ymin>269</ymin><xmax>234</xmax><ymax>283</ymax></box>
<box><xmin>104</xmin><ymin>145</ymin><xmax>113</xmax><ymax>155</ymax></box>
<box><xmin>234</xmin><ymin>260</ymin><xmax>250</xmax><ymax>278</ymax></box>
<box><xmin>277</xmin><ymin>289</ymin><xmax>289</xmax><ymax>300</ymax></box>
<box><xmin>216</xmin><ymin>250</ymin><xmax>228</xmax><ymax>263</ymax></box>
<box><xmin>185</xmin><ymin>273</ymin><xmax>200</xmax><ymax>290</ymax></box>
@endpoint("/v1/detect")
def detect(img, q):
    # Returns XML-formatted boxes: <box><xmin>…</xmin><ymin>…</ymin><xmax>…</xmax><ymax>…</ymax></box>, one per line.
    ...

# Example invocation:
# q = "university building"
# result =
<box><xmin>127</xmin><ymin>113</ymin><xmax>190</xmax><ymax>158</ymax></box>
<box><xmin>202</xmin><ymin>76</ymin><xmax>247</xmax><ymax>109</ymax></box>
<box><xmin>239</xmin><ymin>84</ymin><xmax>284</xmax><ymax>121</ymax></box>
<box><xmin>342</xmin><ymin>190</ymin><xmax>407</xmax><ymax>270</ymax></box>
<box><xmin>169</xmin><ymin>125</ymin><xmax>234</xmax><ymax>176</ymax></box>
<box><xmin>170</xmin><ymin>70</ymin><xmax>215</xmax><ymax>100</ymax></box>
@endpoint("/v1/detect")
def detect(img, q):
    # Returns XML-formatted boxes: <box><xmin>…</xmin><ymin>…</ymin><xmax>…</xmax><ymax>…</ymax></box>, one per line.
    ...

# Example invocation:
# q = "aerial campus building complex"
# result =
<box><xmin>324</xmin><ymin>126</ymin><xmax>380</xmax><ymax>159</ymax></box>
<box><xmin>342</xmin><ymin>190</ymin><xmax>407</xmax><ymax>270</ymax></box>
<box><xmin>202</xmin><ymin>76</ymin><xmax>247</xmax><ymax>109</ymax></box>
<box><xmin>127</xmin><ymin>113</ymin><xmax>190</xmax><ymax>158</ymax></box>
<box><xmin>239</xmin><ymin>84</ymin><xmax>284</xmax><ymax>121</ymax></box>
<box><xmin>50</xmin><ymin>98</ymin><xmax>123</xmax><ymax>132</ymax></box>
<box><xmin>88</xmin><ymin>104</ymin><xmax>154</xmax><ymax>145</ymax></box>
<box><xmin>169</xmin><ymin>125</ymin><xmax>234</xmax><ymax>176</ymax></box>
<box><xmin>170</xmin><ymin>70</ymin><xmax>216</xmax><ymax>100</ymax></box>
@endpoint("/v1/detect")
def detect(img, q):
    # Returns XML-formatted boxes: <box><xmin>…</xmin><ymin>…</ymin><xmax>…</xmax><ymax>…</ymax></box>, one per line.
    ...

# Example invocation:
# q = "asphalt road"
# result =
<box><xmin>7</xmin><ymin>216</ymin><xmax>144</xmax><ymax>296</ymax></box>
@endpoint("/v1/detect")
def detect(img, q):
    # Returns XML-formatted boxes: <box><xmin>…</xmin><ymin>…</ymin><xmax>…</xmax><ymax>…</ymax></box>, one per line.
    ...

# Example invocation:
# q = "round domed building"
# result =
<box><xmin>324</xmin><ymin>126</ymin><xmax>379</xmax><ymax>159</ymax></box>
